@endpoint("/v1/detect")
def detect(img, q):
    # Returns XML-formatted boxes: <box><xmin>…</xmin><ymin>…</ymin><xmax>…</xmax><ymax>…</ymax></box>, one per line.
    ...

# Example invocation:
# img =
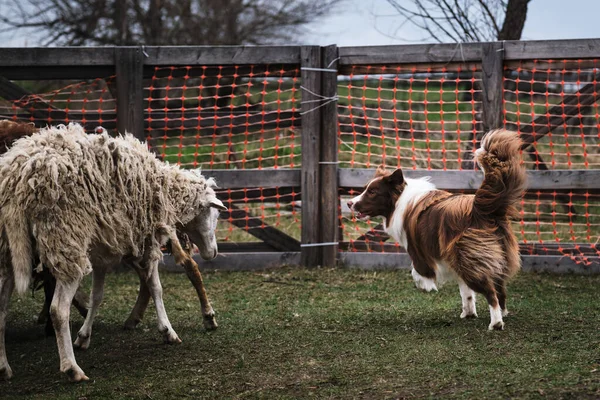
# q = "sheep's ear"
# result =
<box><xmin>209</xmin><ymin>198</ymin><xmax>227</xmax><ymax>211</ymax></box>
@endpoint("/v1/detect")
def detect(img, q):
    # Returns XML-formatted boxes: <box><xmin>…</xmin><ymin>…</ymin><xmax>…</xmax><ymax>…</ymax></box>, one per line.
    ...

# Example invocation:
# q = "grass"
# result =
<box><xmin>2</xmin><ymin>268</ymin><xmax>599</xmax><ymax>399</ymax></box>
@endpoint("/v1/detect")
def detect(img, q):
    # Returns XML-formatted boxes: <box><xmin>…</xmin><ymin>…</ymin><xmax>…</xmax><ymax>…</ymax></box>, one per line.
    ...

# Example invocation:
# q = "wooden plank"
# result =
<box><xmin>205</xmin><ymin>169</ymin><xmax>300</xmax><ymax>189</ymax></box>
<box><xmin>339</xmin><ymin>252</ymin><xmax>411</xmax><ymax>270</ymax></box>
<box><xmin>220</xmin><ymin>205</ymin><xmax>300</xmax><ymax>252</ymax></box>
<box><xmin>339</xmin><ymin>169</ymin><xmax>600</xmax><ymax>191</ymax></box>
<box><xmin>338</xmin><ymin>42</ymin><xmax>483</xmax><ymax>66</ymax></box>
<box><xmin>339</xmin><ymin>252</ymin><xmax>600</xmax><ymax>274</ymax></box>
<box><xmin>115</xmin><ymin>47</ymin><xmax>144</xmax><ymax>140</ymax></box>
<box><xmin>480</xmin><ymin>42</ymin><xmax>504</xmax><ymax>132</ymax></box>
<box><xmin>0</xmin><ymin>47</ymin><xmax>116</xmax><ymax>67</ymax></box>
<box><xmin>459</xmin><ymin>42</ymin><xmax>503</xmax><ymax>170</ymax></box>
<box><xmin>216</xmin><ymin>242</ymin><xmax>278</xmax><ymax>253</ymax></box>
<box><xmin>0</xmin><ymin>66</ymin><xmax>115</xmax><ymax>80</ymax></box>
<box><xmin>160</xmin><ymin>252</ymin><xmax>301</xmax><ymax>272</ymax></box>
<box><xmin>504</xmin><ymin>38</ymin><xmax>600</xmax><ymax>60</ymax></box>
<box><xmin>319</xmin><ymin>45</ymin><xmax>340</xmax><ymax>268</ymax></box>
<box><xmin>143</xmin><ymin>46</ymin><xmax>301</xmax><ymax>66</ymax></box>
<box><xmin>521</xmin><ymin>256</ymin><xmax>600</xmax><ymax>274</ymax></box>
<box><xmin>300</xmin><ymin>46</ymin><xmax>322</xmax><ymax>267</ymax></box>
<box><xmin>0</xmin><ymin>46</ymin><xmax>301</xmax><ymax>67</ymax></box>
<box><xmin>340</xmin><ymin>241</ymin><xmax>600</xmax><ymax>257</ymax></box>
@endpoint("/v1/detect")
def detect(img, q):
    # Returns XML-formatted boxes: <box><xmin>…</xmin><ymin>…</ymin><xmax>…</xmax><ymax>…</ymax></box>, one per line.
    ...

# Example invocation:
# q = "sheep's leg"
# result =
<box><xmin>123</xmin><ymin>267</ymin><xmax>151</xmax><ymax>330</ymax></box>
<box><xmin>182</xmin><ymin>258</ymin><xmax>217</xmax><ymax>330</ymax></box>
<box><xmin>74</xmin><ymin>268</ymin><xmax>106</xmax><ymax>350</ymax></box>
<box><xmin>41</xmin><ymin>274</ymin><xmax>56</xmax><ymax>336</ymax></box>
<box><xmin>169</xmin><ymin>237</ymin><xmax>217</xmax><ymax>330</ymax></box>
<box><xmin>0</xmin><ymin>272</ymin><xmax>14</xmax><ymax>380</ymax></box>
<box><xmin>51</xmin><ymin>279</ymin><xmax>88</xmax><ymax>382</ymax></box>
<box><xmin>145</xmin><ymin>261</ymin><xmax>181</xmax><ymax>344</ymax></box>
<box><xmin>72</xmin><ymin>287</ymin><xmax>89</xmax><ymax>318</ymax></box>
<box><xmin>40</xmin><ymin>278</ymin><xmax>88</xmax><ymax>337</ymax></box>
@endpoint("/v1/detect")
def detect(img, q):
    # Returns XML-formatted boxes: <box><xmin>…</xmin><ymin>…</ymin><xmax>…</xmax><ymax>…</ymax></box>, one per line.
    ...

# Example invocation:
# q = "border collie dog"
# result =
<box><xmin>348</xmin><ymin>129</ymin><xmax>526</xmax><ymax>330</ymax></box>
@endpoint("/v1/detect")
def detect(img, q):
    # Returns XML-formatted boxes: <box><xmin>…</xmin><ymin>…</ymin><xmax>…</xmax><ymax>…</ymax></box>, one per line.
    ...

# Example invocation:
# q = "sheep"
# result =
<box><xmin>0</xmin><ymin>123</ymin><xmax>226</xmax><ymax>382</ymax></box>
<box><xmin>0</xmin><ymin>120</ymin><xmax>90</xmax><ymax>333</ymax></box>
<box><xmin>0</xmin><ymin>120</ymin><xmax>219</xmax><ymax>337</ymax></box>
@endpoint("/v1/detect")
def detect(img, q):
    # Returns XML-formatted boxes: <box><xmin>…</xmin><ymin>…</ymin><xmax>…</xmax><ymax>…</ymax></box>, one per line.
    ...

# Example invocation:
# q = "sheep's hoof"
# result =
<box><xmin>64</xmin><ymin>366</ymin><xmax>89</xmax><ymax>383</ymax></box>
<box><xmin>123</xmin><ymin>317</ymin><xmax>141</xmax><ymax>330</ymax></box>
<box><xmin>0</xmin><ymin>365</ymin><xmax>13</xmax><ymax>380</ymax></box>
<box><xmin>203</xmin><ymin>314</ymin><xmax>218</xmax><ymax>331</ymax></box>
<box><xmin>488</xmin><ymin>321</ymin><xmax>505</xmax><ymax>331</ymax></box>
<box><xmin>163</xmin><ymin>331</ymin><xmax>182</xmax><ymax>344</ymax></box>
<box><xmin>74</xmin><ymin>334</ymin><xmax>91</xmax><ymax>350</ymax></box>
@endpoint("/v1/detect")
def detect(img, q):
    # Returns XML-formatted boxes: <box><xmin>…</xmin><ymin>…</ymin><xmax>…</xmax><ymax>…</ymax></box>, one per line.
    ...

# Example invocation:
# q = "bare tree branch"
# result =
<box><xmin>0</xmin><ymin>0</ymin><xmax>342</xmax><ymax>46</ymax></box>
<box><xmin>385</xmin><ymin>0</ymin><xmax>530</xmax><ymax>43</ymax></box>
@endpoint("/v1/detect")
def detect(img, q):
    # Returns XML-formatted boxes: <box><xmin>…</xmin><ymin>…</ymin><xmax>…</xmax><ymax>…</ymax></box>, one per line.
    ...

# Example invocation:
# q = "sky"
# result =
<box><xmin>305</xmin><ymin>0</ymin><xmax>600</xmax><ymax>46</ymax></box>
<box><xmin>1</xmin><ymin>0</ymin><xmax>599</xmax><ymax>47</ymax></box>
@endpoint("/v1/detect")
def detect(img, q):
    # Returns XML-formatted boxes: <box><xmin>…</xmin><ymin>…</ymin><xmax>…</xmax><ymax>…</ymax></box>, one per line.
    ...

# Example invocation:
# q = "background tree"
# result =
<box><xmin>0</xmin><ymin>0</ymin><xmax>341</xmax><ymax>46</ymax></box>
<box><xmin>385</xmin><ymin>0</ymin><xmax>530</xmax><ymax>42</ymax></box>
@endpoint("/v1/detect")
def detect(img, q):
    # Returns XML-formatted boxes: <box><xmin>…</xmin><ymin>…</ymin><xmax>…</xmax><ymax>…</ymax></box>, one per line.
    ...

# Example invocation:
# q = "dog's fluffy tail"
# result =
<box><xmin>473</xmin><ymin>129</ymin><xmax>526</xmax><ymax>221</ymax></box>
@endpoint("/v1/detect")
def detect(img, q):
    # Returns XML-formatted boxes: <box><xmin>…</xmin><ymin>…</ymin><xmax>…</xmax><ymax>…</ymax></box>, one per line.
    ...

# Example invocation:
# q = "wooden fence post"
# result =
<box><xmin>481</xmin><ymin>42</ymin><xmax>505</xmax><ymax>132</ymax></box>
<box><xmin>301</xmin><ymin>46</ymin><xmax>322</xmax><ymax>267</ymax></box>
<box><xmin>319</xmin><ymin>45</ymin><xmax>339</xmax><ymax>267</ymax></box>
<box><xmin>115</xmin><ymin>47</ymin><xmax>144</xmax><ymax>140</ymax></box>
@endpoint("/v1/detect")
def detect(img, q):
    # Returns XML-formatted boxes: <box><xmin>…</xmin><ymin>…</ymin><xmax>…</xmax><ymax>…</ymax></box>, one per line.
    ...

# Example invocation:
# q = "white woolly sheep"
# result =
<box><xmin>0</xmin><ymin>123</ymin><xmax>226</xmax><ymax>382</ymax></box>
<box><xmin>0</xmin><ymin>120</ymin><xmax>218</xmax><ymax>338</ymax></box>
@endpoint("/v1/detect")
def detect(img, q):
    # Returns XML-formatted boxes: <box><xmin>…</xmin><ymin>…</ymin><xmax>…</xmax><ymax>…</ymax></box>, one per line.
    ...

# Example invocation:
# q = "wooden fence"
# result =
<box><xmin>1</xmin><ymin>39</ymin><xmax>600</xmax><ymax>273</ymax></box>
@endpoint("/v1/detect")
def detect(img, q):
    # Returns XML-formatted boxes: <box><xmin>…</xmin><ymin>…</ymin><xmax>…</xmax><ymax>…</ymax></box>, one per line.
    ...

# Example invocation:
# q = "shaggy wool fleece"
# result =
<box><xmin>0</xmin><ymin>123</ymin><xmax>217</xmax><ymax>294</ymax></box>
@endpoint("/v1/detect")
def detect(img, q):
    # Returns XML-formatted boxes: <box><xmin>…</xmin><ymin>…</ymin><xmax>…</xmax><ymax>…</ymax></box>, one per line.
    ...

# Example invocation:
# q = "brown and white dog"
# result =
<box><xmin>348</xmin><ymin>129</ymin><xmax>526</xmax><ymax>330</ymax></box>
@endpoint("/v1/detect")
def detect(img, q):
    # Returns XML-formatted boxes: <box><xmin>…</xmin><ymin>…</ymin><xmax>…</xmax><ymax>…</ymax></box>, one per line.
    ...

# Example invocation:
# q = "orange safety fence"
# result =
<box><xmin>2</xmin><ymin>57</ymin><xmax>599</xmax><ymax>264</ymax></box>
<box><xmin>339</xmin><ymin>63</ymin><xmax>482</xmax><ymax>253</ymax></box>
<box><xmin>143</xmin><ymin>65</ymin><xmax>302</xmax><ymax>244</ymax></box>
<box><xmin>0</xmin><ymin>77</ymin><xmax>117</xmax><ymax>129</ymax></box>
<box><xmin>504</xmin><ymin>59</ymin><xmax>600</xmax><ymax>263</ymax></box>
<box><xmin>0</xmin><ymin>66</ymin><xmax>302</xmax><ymax>245</ymax></box>
<box><xmin>340</xmin><ymin>61</ymin><xmax>600</xmax><ymax>266</ymax></box>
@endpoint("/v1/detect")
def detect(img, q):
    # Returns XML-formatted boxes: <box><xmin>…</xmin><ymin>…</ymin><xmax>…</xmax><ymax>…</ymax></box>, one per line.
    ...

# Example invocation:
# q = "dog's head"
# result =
<box><xmin>347</xmin><ymin>165</ymin><xmax>406</xmax><ymax>221</ymax></box>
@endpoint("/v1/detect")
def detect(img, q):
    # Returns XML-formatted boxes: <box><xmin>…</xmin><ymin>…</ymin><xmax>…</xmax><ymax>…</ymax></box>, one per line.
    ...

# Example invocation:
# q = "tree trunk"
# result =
<box><xmin>498</xmin><ymin>0</ymin><xmax>530</xmax><ymax>40</ymax></box>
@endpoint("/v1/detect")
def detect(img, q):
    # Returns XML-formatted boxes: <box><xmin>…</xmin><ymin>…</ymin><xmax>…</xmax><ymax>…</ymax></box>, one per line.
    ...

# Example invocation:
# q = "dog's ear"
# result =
<box><xmin>375</xmin><ymin>164</ymin><xmax>388</xmax><ymax>177</ymax></box>
<box><xmin>384</xmin><ymin>168</ymin><xmax>404</xmax><ymax>186</ymax></box>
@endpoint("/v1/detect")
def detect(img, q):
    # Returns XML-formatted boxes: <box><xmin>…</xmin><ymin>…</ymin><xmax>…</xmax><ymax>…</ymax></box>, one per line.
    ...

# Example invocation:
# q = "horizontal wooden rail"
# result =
<box><xmin>161</xmin><ymin>252</ymin><xmax>301</xmax><ymax>272</ymax></box>
<box><xmin>142</xmin><ymin>46</ymin><xmax>301</xmax><ymax>65</ymax></box>
<box><xmin>160</xmin><ymin>252</ymin><xmax>600</xmax><ymax>274</ymax></box>
<box><xmin>205</xmin><ymin>169</ymin><xmax>300</xmax><ymax>189</ymax></box>
<box><xmin>339</xmin><ymin>169</ymin><xmax>600</xmax><ymax>191</ymax></box>
<box><xmin>338</xmin><ymin>253</ymin><xmax>600</xmax><ymax>274</ymax></box>
<box><xmin>339</xmin><ymin>43</ymin><xmax>483</xmax><ymax>66</ymax></box>
<box><xmin>338</xmin><ymin>38</ymin><xmax>600</xmax><ymax>69</ymax></box>
<box><xmin>0</xmin><ymin>46</ymin><xmax>301</xmax><ymax>66</ymax></box>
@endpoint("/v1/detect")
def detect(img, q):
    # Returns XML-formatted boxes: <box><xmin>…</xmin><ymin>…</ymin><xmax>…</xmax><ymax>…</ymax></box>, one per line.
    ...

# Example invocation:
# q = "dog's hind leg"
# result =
<box><xmin>495</xmin><ymin>281</ymin><xmax>508</xmax><ymax>317</ymax></box>
<box><xmin>458</xmin><ymin>280</ymin><xmax>477</xmax><ymax>318</ymax></box>
<box><xmin>464</xmin><ymin>277</ymin><xmax>503</xmax><ymax>330</ymax></box>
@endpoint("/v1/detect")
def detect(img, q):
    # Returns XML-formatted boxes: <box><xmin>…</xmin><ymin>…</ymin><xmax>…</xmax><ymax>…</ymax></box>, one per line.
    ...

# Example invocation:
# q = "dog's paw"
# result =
<box><xmin>488</xmin><ymin>321</ymin><xmax>505</xmax><ymax>331</ymax></box>
<box><xmin>461</xmin><ymin>310</ymin><xmax>478</xmax><ymax>319</ymax></box>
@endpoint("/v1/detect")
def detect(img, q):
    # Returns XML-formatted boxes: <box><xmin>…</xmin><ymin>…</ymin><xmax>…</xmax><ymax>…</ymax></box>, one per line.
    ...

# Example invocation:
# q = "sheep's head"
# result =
<box><xmin>180</xmin><ymin>178</ymin><xmax>227</xmax><ymax>260</ymax></box>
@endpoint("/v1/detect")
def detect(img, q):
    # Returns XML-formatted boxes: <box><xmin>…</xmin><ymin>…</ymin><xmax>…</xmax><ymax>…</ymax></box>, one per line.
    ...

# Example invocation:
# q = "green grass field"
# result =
<box><xmin>2</xmin><ymin>268</ymin><xmax>599</xmax><ymax>399</ymax></box>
